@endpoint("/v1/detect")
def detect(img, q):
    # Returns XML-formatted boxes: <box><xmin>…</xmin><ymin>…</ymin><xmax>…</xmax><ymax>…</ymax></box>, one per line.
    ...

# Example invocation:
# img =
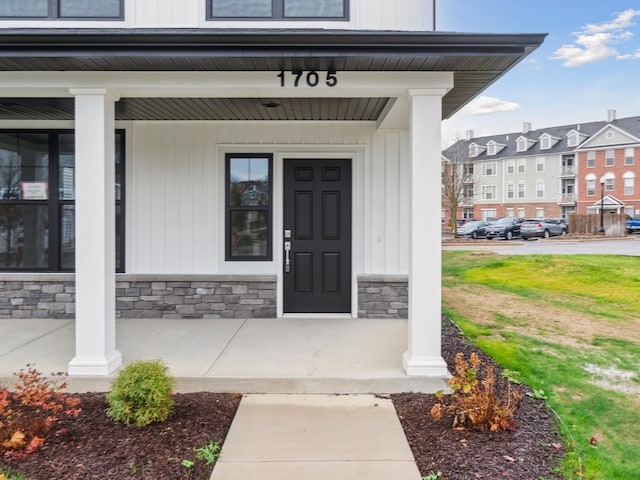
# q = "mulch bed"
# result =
<box><xmin>392</xmin><ymin>318</ymin><xmax>564</xmax><ymax>479</ymax></box>
<box><xmin>1</xmin><ymin>317</ymin><xmax>564</xmax><ymax>480</ymax></box>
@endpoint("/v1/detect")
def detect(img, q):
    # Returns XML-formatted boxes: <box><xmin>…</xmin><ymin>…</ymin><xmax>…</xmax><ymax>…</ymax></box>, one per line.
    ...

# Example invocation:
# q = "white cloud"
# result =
<box><xmin>583</xmin><ymin>8</ymin><xmax>640</xmax><ymax>33</ymax></box>
<box><xmin>617</xmin><ymin>48</ymin><xmax>640</xmax><ymax>60</ymax></box>
<box><xmin>461</xmin><ymin>96</ymin><xmax>521</xmax><ymax>115</ymax></box>
<box><xmin>551</xmin><ymin>9</ymin><xmax>640</xmax><ymax>67</ymax></box>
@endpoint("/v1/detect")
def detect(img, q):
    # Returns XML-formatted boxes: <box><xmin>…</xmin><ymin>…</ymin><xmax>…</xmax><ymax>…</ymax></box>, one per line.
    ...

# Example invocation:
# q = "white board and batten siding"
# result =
<box><xmin>0</xmin><ymin>0</ymin><xmax>434</xmax><ymax>31</ymax></box>
<box><xmin>128</xmin><ymin>121</ymin><xmax>411</xmax><ymax>276</ymax></box>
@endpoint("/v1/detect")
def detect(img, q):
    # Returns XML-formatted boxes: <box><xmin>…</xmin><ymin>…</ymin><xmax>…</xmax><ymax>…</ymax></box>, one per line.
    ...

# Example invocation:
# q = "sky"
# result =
<box><xmin>438</xmin><ymin>0</ymin><xmax>640</xmax><ymax>146</ymax></box>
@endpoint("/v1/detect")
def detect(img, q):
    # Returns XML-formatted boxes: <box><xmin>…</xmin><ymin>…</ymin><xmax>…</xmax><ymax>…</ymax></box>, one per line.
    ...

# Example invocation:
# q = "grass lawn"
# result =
<box><xmin>442</xmin><ymin>251</ymin><xmax>640</xmax><ymax>480</ymax></box>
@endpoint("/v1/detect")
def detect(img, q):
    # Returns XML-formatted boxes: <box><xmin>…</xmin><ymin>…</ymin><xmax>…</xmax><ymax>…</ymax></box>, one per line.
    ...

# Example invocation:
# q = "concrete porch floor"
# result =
<box><xmin>0</xmin><ymin>317</ymin><xmax>448</xmax><ymax>394</ymax></box>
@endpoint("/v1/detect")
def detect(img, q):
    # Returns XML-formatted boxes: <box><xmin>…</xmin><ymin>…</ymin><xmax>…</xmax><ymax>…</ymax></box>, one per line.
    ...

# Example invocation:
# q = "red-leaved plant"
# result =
<box><xmin>0</xmin><ymin>365</ymin><xmax>81</xmax><ymax>457</ymax></box>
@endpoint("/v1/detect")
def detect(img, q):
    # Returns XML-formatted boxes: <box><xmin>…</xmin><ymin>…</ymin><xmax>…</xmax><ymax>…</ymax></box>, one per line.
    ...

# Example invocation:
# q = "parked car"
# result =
<box><xmin>520</xmin><ymin>218</ymin><xmax>568</xmax><ymax>240</ymax></box>
<box><xmin>456</xmin><ymin>220</ymin><xmax>491</xmax><ymax>239</ymax></box>
<box><xmin>485</xmin><ymin>217</ymin><xmax>525</xmax><ymax>240</ymax></box>
<box><xmin>627</xmin><ymin>216</ymin><xmax>640</xmax><ymax>234</ymax></box>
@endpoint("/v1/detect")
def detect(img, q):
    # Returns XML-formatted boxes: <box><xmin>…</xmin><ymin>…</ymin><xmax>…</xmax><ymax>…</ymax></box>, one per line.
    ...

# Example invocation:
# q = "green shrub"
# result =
<box><xmin>106</xmin><ymin>359</ymin><xmax>175</xmax><ymax>427</ymax></box>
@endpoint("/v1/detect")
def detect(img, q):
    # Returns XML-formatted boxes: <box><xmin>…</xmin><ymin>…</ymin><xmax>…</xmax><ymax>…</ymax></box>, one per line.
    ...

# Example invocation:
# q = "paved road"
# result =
<box><xmin>442</xmin><ymin>235</ymin><xmax>640</xmax><ymax>256</ymax></box>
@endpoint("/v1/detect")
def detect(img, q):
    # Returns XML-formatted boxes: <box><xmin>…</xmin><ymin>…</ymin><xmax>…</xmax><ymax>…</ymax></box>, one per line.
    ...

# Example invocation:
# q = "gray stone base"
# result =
<box><xmin>1</xmin><ymin>273</ymin><xmax>406</xmax><ymax>319</ymax></box>
<box><xmin>0</xmin><ymin>274</ymin><xmax>276</xmax><ymax>319</ymax></box>
<box><xmin>357</xmin><ymin>275</ymin><xmax>408</xmax><ymax>319</ymax></box>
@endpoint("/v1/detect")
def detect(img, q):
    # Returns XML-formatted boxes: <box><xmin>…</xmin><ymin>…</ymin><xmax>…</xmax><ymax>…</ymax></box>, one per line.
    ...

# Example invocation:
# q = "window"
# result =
<box><xmin>605</xmin><ymin>149</ymin><xmax>614</xmax><ymax>166</ymax></box>
<box><xmin>506</xmin><ymin>183</ymin><xmax>514</xmax><ymax>199</ymax></box>
<box><xmin>536</xmin><ymin>208</ymin><xmax>544</xmax><ymax>218</ymax></box>
<box><xmin>463</xmin><ymin>163</ymin><xmax>474</xmax><ymax>177</ymax></box>
<box><xmin>506</xmin><ymin>159</ymin><xmax>515</xmax><ymax>174</ymax></box>
<box><xmin>517</xmin><ymin>158</ymin><xmax>526</xmax><ymax>174</ymax></box>
<box><xmin>0</xmin><ymin>0</ymin><xmax>123</xmax><ymax>19</ymax></box>
<box><xmin>462</xmin><ymin>185</ymin><xmax>474</xmax><ymax>200</ymax></box>
<box><xmin>586</xmin><ymin>174</ymin><xmax>596</xmax><ymax>196</ymax></box>
<box><xmin>587</xmin><ymin>151</ymin><xmax>595</xmax><ymax>167</ymax></box>
<box><xmin>624</xmin><ymin>172</ymin><xmax>635</xmax><ymax>195</ymax></box>
<box><xmin>567</xmin><ymin>132</ymin><xmax>578</xmax><ymax>147</ymax></box>
<box><xmin>605</xmin><ymin>176</ymin><xmax>614</xmax><ymax>191</ymax></box>
<box><xmin>209</xmin><ymin>0</ymin><xmax>348</xmax><ymax>19</ymax></box>
<box><xmin>0</xmin><ymin>130</ymin><xmax>125</xmax><ymax>271</ymax></box>
<box><xmin>226</xmin><ymin>154</ymin><xmax>273</xmax><ymax>261</ymax></box>
<box><xmin>536</xmin><ymin>157</ymin><xmax>545</xmax><ymax>172</ymax></box>
<box><xmin>506</xmin><ymin>207</ymin><xmax>514</xmax><ymax>217</ymax></box>
<box><xmin>517</xmin><ymin>207</ymin><xmax>525</xmax><ymax>217</ymax></box>
<box><xmin>481</xmin><ymin>208</ymin><xmax>496</xmax><ymax>221</ymax></box>
<box><xmin>516</xmin><ymin>139</ymin><xmax>527</xmax><ymax>152</ymax></box>
<box><xmin>536</xmin><ymin>181</ymin><xmax>545</xmax><ymax>198</ymax></box>
<box><xmin>481</xmin><ymin>185</ymin><xmax>496</xmax><ymax>200</ymax></box>
<box><xmin>517</xmin><ymin>182</ymin><xmax>526</xmax><ymax>199</ymax></box>
<box><xmin>540</xmin><ymin>136</ymin><xmax>550</xmax><ymax>150</ymax></box>
<box><xmin>625</xmin><ymin>148</ymin><xmax>634</xmax><ymax>165</ymax></box>
<box><xmin>481</xmin><ymin>162</ymin><xmax>496</xmax><ymax>176</ymax></box>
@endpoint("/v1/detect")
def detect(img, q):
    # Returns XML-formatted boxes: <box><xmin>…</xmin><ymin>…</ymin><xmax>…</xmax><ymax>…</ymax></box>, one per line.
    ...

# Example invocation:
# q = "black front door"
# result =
<box><xmin>283</xmin><ymin>159</ymin><xmax>352</xmax><ymax>313</ymax></box>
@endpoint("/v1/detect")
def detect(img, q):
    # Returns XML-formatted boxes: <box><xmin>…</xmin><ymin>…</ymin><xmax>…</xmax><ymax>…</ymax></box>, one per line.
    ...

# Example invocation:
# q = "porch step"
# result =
<box><xmin>63</xmin><ymin>375</ymin><xmax>448</xmax><ymax>394</ymax></box>
<box><xmin>210</xmin><ymin>394</ymin><xmax>422</xmax><ymax>480</ymax></box>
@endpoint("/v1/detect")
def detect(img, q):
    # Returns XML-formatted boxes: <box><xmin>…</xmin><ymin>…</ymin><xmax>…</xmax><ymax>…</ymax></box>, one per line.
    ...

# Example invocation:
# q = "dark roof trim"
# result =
<box><xmin>0</xmin><ymin>29</ymin><xmax>545</xmax><ymax>58</ymax></box>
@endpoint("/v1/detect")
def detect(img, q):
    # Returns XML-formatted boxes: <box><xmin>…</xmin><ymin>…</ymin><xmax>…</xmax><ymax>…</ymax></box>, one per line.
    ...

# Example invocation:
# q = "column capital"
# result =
<box><xmin>68</xmin><ymin>87</ymin><xmax>121</xmax><ymax>101</ymax></box>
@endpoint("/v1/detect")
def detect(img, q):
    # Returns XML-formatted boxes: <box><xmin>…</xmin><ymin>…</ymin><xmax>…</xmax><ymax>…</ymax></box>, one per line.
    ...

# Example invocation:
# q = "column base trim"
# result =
<box><xmin>402</xmin><ymin>351</ymin><xmax>450</xmax><ymax>377</ymax></box>
<box><xmin>68</xmin><ymin>351</ymin><xmax>122</xmax><ymax>376</ymax></box>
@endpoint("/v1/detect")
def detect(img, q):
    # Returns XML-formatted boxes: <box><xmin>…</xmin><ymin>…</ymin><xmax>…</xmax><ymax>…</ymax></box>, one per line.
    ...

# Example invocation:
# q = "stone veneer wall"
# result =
<box><xmin>2</xmin><ymin>273</ymin><xmax>406</xmax><ymax>319</ymax></box>
<box><xmin>0</xmin><ymin>274</ymin><xmax>276</xmax><ymax>319</ymax></box>
<box><xmin>357</xmin><ymin>274</ymin><xmax>408</xmax><ymax>319</ymax></box>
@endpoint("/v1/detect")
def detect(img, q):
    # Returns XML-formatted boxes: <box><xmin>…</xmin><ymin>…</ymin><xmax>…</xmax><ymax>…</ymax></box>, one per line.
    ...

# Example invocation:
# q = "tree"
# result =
<box><xmin>441</xmin><ymin>139</ymin><xmax>476</xmax><ymax>236</ymax></box>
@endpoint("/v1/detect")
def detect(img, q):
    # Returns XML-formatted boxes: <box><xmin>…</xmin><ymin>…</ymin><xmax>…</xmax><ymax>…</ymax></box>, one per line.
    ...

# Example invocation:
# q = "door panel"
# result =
<box><xmin>283</xmin><ymin>159</ymin><xmax>351</xmax><ymax>313</ymax></box>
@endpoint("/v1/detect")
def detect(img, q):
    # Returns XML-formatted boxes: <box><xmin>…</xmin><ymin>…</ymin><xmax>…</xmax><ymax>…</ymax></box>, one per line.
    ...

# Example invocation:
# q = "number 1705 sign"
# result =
<box><xmin>277</xmin><ymin>70</ymin><xmax>338</xmax><ymax>88</ymax></box>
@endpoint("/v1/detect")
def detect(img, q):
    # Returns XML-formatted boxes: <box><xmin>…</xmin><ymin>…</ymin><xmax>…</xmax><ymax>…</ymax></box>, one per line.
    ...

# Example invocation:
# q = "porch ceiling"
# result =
<box><xmin>0</xmin><ymin>29</ymin><xmax>546</xmax><ymax>121</ymax></box>
<box><xmin>0</xmin><ymin>97</ymin><xmax>390</xmax><ymax>121</ymax></box>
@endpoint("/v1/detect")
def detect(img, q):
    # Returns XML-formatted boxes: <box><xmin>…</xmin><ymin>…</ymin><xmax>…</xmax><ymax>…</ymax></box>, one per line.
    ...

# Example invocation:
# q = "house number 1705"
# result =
<box><xmin>278</xmin><ymin>70</ymin><xmax>338</xmax><ymax>88</ymax></box>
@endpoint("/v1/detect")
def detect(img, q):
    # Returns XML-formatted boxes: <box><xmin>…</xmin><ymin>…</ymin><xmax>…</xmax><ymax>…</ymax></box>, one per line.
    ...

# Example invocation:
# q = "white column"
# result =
<box><xmin>68</xmin><ymin>88</ymin><xmax>122</xmax><ymax>376</ymax></box>
<box><xmin>403</xmin><ymin>91</ymin><xmax>449</xmax><ymax>376</ymax></box>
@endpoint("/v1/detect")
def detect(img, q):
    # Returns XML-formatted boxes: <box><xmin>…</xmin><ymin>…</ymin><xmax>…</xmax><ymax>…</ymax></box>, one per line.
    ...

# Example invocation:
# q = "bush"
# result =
<box><xmin>0</xmin><ymin>366</ymin><xmax>81</xmax><ymax>457</ymax></box>
<box><xmin>431</xmin><ymin>352</ymin><xmax>522</xmax><ymax>431</ymax></box>
<box><xmin>106</xmin><ymin>359</ymin><xmax>175</xmax><ymax>427</ymax></box>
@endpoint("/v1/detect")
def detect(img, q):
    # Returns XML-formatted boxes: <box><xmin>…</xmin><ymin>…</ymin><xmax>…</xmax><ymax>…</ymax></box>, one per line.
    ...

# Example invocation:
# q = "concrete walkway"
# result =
<box><xmin>211</xmin><ymin>394</ymin><xmax>422</xmax><ymax>480</ymax></box>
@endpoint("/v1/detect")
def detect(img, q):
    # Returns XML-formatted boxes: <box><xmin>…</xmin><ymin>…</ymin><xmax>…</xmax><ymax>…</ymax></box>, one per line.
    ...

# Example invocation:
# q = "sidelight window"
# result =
<box><xmin>225</xmin><ymin>154</ymin><xmax>273</xmax><ymax>261</ymax></box>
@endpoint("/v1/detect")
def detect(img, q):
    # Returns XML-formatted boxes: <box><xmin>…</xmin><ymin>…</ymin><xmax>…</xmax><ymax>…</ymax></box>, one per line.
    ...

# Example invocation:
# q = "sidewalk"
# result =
<box><xmin>211</xmin><ymin>394</ymin><xmax>422</xmax><ymax>480</ymax></box>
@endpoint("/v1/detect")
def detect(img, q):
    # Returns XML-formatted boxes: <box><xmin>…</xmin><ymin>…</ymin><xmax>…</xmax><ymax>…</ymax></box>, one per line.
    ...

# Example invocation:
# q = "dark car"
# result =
<box><xmin>485</xmin><ymin>217</ymin><xmax>525</xmax><ymax>240</ymax></box>
<box><xmin>521</xmin><ymin>218</ymin><xmax>568</xmax><ymax>240</ymax></box>
<box><xmin>456</xmin><ymin>220</ymin><xmax>491</xmax><ymax>239</ymax></box>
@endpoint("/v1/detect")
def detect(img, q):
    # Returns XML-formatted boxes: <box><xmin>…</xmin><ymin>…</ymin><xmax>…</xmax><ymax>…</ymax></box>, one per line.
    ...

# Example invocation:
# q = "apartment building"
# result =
<box><xmin>443</xmin><ymin>110</ymin><xmax>640</xmax><ymax>224</ymax></box>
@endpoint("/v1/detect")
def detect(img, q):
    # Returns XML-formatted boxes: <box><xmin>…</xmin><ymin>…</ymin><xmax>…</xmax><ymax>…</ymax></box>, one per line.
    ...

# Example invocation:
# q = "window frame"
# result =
<box><xmin>517</xmin><ymin>182</ymin><xmax>526</xmax><ymax>199</ymax></box>
<box><xmin>605</xmin><ymin>149</ymin><xmax>614</xmax><ymax>167</ymax></box>
<box><xmin>625</xmin><ymin>148</ymin><xmax>634</xmax><ymax>165</ymax></box>
<box><xmin>624</xmin><ymin>175</ymin><xmax>634</xmax><ymax>195</ymax></box>
<box><xmin>587</xmin><ymin>151</ymin><xmax>596</xmax><ymax>168</ymax></box>
<box><xmin>0</xmin><ymin>129</ymin><xmax>125</xmax><ymax>272</ymax></box>
<box><xmin>481</xmin><ymin>185</ymin><xmax>496</xmax><ymax>200</ymax></box>
<box><xmin>0</xmin><ymin>0</ymin><xmax>124</xmax><ymax>20</ymax></box>
<box><xmin>225</xmin><ymin>153</ymin><xmax>273</xmax><ymax>262</ymax></box>
<box><xmin>506</xmin><ymin>183</ymin><xmax>514</xmax><ymax>199</ymax></box>
<box><xmin>208</xmin><ymin>0</ymin><xmax>349</xmax><ymax>21</ymax></box>
<box><xmin>481</xmin><ymin>161</ymin><xmax>496</xmax><ymax>176</ymax></box>
<box><xmin>536</xmin><ymin>181</ymin><xmax>545</xmax><ymax>199</ymax></box>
